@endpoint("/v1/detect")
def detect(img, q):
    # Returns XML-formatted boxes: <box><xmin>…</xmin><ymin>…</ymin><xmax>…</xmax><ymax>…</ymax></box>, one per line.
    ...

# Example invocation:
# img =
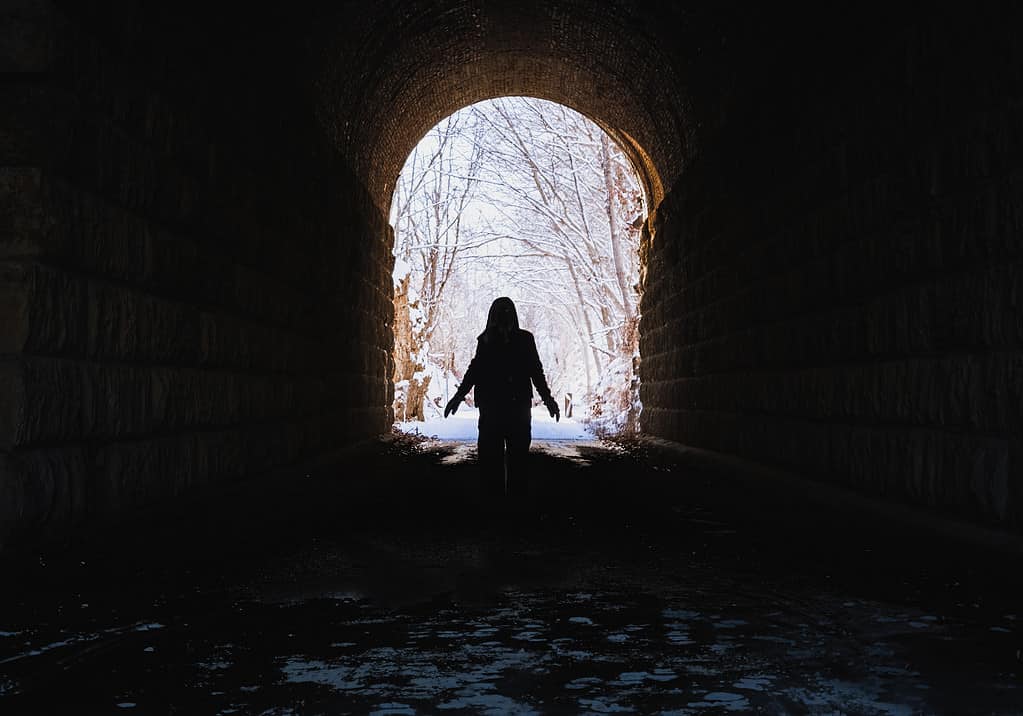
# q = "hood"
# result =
<box><xmin>480</xmin><ymin>296</ymin><xmax>519</xmax><ymax>342</ymax></box>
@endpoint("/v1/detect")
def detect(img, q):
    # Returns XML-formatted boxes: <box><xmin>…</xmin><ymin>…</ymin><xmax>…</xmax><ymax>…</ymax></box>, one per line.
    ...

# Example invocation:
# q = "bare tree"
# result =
<box><xmin>391</xmin><ymin>97</ymin><xmax>644</xmax><ymax>433</ymax></box>
<box><xmin>391</xmin><ymin>113</ymin><xmax>486</xmax><ymax>421</ymax></box>
<box><xmin>466</xmin><ymin>98</ymin><xmax>642</xmax><ymax>421</ymax></box>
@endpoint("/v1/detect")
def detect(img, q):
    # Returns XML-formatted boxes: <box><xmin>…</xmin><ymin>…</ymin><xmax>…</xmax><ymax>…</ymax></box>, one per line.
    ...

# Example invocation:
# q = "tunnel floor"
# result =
<box><xmin>1</xmin><ymin>433</ymin><xmax>1021</xmax><ymax>715</ymax></box>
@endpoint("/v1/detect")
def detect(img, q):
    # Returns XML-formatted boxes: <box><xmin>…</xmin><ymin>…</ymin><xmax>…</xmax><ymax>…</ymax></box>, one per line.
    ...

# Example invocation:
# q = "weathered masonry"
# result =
<box><xmin>1</xmin><ymin>3</ymin><xmax>1021</xmax><ymax>549</ymax></box>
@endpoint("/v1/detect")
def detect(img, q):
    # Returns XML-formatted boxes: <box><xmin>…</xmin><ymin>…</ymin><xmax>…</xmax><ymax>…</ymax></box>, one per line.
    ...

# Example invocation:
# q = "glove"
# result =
<box><xmin>444</xmin><ymin>395</ymin><xmax>463</xmax><ymax>418</ymax></box>
<box><xmin>543</xmin><ymin>395</ymin><xmax>560</xmax><ymax>422</ymax></box>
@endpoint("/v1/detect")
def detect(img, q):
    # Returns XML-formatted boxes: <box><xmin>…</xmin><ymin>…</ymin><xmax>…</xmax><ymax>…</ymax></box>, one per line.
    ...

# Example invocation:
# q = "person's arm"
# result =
<box><xmin>444</xmin><ymin>342</ymin><xmax>480</xmax><ymax>417</ymax></box>
<box><xmin>526</xmin><ymin>333</ymin><xmax>560</xmax><ymax>421</ymax></box>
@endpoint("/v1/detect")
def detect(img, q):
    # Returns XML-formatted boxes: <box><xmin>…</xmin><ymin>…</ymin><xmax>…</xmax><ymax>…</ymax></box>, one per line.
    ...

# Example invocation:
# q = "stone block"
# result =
<box><xmin>0</xmin><ymin>168</ymin><xmax>44</xmax><ymax>258</ymax></box>
<box><xmin>1</xmin><ymin>172</ymin><xmax>153</xmax><ymax>282</ymax></box>
<box><xmin>0</xmin><ymin>261</ymin><xmax>88</xmax><ymax>354</ymax></box>
<box><xmin>92</xmin><ymin>433</ymin><xmax>200</xmax><ymax>516</ymax></box>
<box><xmin>150</xmin><ymin>367</ymin><xmax>240</xmax><ymax>431</ymax></box>
<box><xmin>965</xmin><ymin>437</ymin><xmax>1010</xmax><ymax>524</ymax></box>
<box><xmin>237</xmin><ymin>375</ymin><xmax>294</xmax><ymax>422</ymax></box>
<box><xmin>87</xmin><ymin>281</ymin><xmax>200</xmax><ymax>362</ymax></box>
<box><xmin>0</xmin><ymin>83</ymin><xmax>76</xmax><ymax>167</ymax></box>
<box><xmin>0</xmin><ymin>445</ymin><xmax>88</xmax><ymax>550</ymax></box>
<box><xmin>231</xmin><ymin>264</ymin><xmax>319</xmax><ymax>331</ymax></box>
<box><xmin>0</xmin><ymin>356</ymin><xmax>85</xmax><ymax>449</ymax></box>
<box><xmin>61</xmin><ymin>183</ymin><xmax>148</xmax><ymax>282</ymax></box>
<box><xmin>199</xmin><ymin>312</ymin><xmax>276</xmax><ymax>371</ymax></box>
<box><xmin>195</xmin><ymin>428</ymin><xmax>245</xmax><ymax>484</ymax></box>
<box><xmin>0</xmin><ymin>262</ymin><xmax>31</xmax><ymax>353</ymax></box>
<box><xmin>0</xmin><ymin>3</ymin><xmax>64</xmax><ymax>73</ymax></box>
<box><xmin>0</xmin><ymin>359</ymin><xmax>27</xmax><ymax>451</ymax></box>
<box><xmin>199</xmin><ymin>310</ymin><xmax>314</xmax><ymax>374</ymax></box>
<box><xmin>903</xmin><ymin>428</ymin><xmax>942</xmax><ymax>506</ymax></box>
<box><xmin>143</xmin><ymin>227</ymin><xmax>234</xmax><ymax>305</ymax></box>
<box><xmin>80</xmin><ymin>362</ymin><xmax>152</xmax><ymax>439</ymax></box>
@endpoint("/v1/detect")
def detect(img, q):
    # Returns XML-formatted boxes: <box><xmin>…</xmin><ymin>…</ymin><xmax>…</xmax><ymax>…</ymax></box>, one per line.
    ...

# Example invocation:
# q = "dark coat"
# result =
<box><xmin>456</xmin><ymin>328</ymin><xmax>553</xmax><ymax>410</ymax></box>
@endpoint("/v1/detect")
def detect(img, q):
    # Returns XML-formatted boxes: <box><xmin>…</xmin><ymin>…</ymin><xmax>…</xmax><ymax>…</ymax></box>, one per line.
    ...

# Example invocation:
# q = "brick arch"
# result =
<box><xmin>382</xmin><ymin>94</ymin><xmax>661</xmax><ymax>233</ymax></box>
<box><xmin>309</xmin><ymin>1</ymin><xmax>690</xmax><ymax>214</ymax></box>
<box><xmin>3</xmin><ymin>1</ymin><xmax>1021</xmax><ymax>552</ymax></box>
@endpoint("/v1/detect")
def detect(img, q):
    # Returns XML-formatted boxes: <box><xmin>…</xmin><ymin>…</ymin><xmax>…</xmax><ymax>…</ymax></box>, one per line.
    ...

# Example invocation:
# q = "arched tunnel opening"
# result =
<box><xmin>389</xmin><ymin>96</ymin><xmax>647</xmax><ymax>440</ymax></box>
<box><xmin>0</xmin><ymin>2</ymin><xmax>1021</xmax><ymax>711</ymax></box>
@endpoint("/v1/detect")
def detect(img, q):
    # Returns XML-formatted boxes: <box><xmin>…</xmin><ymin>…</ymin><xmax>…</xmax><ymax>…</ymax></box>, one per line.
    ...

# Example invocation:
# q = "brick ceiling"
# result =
<box><xmin>308</xmin><ymin>0</ymin><xmax>717</xmax><ymax>213</ymax></box>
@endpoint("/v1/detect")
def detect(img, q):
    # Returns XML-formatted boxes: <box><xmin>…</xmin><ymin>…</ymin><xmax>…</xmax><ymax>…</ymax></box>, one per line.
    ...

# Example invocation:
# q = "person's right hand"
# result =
<box><xmin>444</xmin><ymin>396</ymin><xmax>462</xmax><ymax>418</ymax></box>
<box><xmin>543</xmin><ymin>395</ymin><xmax>560</xmax><ymax>422</ymax></box>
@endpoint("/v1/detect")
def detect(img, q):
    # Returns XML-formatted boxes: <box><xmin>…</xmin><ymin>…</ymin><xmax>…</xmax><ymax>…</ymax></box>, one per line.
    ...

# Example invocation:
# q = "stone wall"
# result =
<box><xmin>0</xmin><ymin>3</ymin><xmax>394</xmax><ymax>548</ymax></box>
<box><xmin>640</xmin><ymin>10</ymin><xmax>1023</xmax><ymax>530</ymax></box>
<box><xmin>2</xmin><ymin>1</ymin><xmax>1020</xmax><ymax>551</ymax></box>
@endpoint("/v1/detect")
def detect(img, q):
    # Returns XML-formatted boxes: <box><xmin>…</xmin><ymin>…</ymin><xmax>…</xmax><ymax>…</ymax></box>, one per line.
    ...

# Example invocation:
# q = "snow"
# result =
<box><xmin>392</xmin><ymin>255</ymin><xmax>413</xmax><ymax>283</ymax></box>
<box><xmin>390</xmin><ymin>96</ymin><xmax>645</xmax><ymax>441</ymax></box>
<box><xmin>397</xmin><ymin>406</ymin><xmax>594</xmax><ymax>441</ymax></box>
<box><xmin>586</xmin><ymin>348</ymin><xmax>641</xmax><ymax>437</ymax></box>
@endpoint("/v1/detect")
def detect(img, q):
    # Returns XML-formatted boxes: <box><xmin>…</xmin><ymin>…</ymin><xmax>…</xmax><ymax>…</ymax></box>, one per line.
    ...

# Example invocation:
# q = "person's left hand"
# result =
<box><xmin>544</xmin><ymin>395</ymin><xmax>560</xmax><ymax>422</ymax></box>
<box><xmin>444</xmin><ymin>396</ymin><xmax>462</xmax><ymax>418</ymax></box>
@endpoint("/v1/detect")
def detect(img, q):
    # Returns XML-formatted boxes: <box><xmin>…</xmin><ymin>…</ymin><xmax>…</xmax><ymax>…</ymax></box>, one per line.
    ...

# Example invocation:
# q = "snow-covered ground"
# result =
<box><xmin>396</xmin><ymin>406</ymin><xmax>594</xmax><ymax>441</ymax></box>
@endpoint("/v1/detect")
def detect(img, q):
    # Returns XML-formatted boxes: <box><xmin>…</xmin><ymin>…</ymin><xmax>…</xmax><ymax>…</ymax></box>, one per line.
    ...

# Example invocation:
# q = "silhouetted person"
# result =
<box><xmin>444</xmin><ymin>297</ymin><xmax>559</xmax><ymax>498</ymax></box>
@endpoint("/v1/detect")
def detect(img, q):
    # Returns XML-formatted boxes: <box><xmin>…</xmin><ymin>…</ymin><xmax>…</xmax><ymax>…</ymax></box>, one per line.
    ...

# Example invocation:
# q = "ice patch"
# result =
<box><xmin>784</xmin><ymin>679</ymin><xmax>918</xmax><ymax>715</ymax></box>
<box><xmin>751</xmin><ymin>635</ymin><xmax>796</xmax><ymax>645</ymax></box>
<box><xmin>615</xmin><ymin>670</ymin><xmax>676</xmax><ymax>684</ymax></box>
<box><xmin>512</xmin><ymin>630</ymin><xmax>545</xmax><ymax>642</ymax></box>
<box><xmin>198</xmin><ymin>659</ymin><xmax>231</xmax><ymax>672</ymax></box>
<box><xmin>0</xmin><ymin>635</ymin><xmax>99</xmax><ymax>663</ymax></box>
<box><xmin>666</xmin><ymin>630</ymin><xmax>693</xmax><ymax>644</ymax></box>
<box><xmin>577</xmin><ymin>697</ymin><xmax>635</xmax><ymax>713</ymax></box>
<box><xmin>280</xmin><ymin>659</ymin><xmax>363</xmax><ymax>690</ymax></box>
<box><xmin>714</xmin><ymin>619</ymin><xmax>748</xmax><ymax>629</ymax></box>
<box><xmin>437</xmin><ymin>693</ymin><xmax>538</xmax><ymax>714</ymax></box>
<box><xmin>689</xmin><ymin>692</ymin><xmax>749</xmax><ymax>711</ymax></box>
<box><xmin>566</xmin><ymin>676</ymin><xmax>603</xmax><ymax>690</ymax></box>
<box><xmin>734</xmin><ymin>676</ymin><xmax>774</xmax><ymax>691</ymax></box>
<box><xmin>662</xmin><ymin>609</ymin><xmax>700</xmax><ymax>620</ymax></box>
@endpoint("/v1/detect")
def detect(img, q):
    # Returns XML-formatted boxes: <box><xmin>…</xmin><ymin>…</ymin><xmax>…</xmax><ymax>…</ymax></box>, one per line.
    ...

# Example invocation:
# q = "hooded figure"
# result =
<box><xmin>444</xmin><ymin>297</ymin><xmax>559</xmax><ymax>496</ymax></box>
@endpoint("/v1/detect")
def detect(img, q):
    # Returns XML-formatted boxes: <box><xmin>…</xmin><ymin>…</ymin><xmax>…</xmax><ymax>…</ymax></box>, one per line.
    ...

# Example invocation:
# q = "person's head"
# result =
<box><xmin>483</xmin><ymin>296</ymin><xmax>519</xmax><ymax>343</ymax></box>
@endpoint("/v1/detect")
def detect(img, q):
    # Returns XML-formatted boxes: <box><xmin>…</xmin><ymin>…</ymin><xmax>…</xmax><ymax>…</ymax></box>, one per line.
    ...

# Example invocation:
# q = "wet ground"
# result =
<box><xmin>1</xmin><ymin>433</ymin><xmax>1021</xmax><ymax>715</ymax></box>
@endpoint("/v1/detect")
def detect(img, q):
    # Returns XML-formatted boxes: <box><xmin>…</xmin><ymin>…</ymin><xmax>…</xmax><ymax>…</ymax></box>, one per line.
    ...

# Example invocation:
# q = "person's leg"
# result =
<box><xmin>504</xmin><ymin>405</ymin><xmax>533</xmax><ymax>498</ymax></box>
<box><xmin>477</xmin><ymin>409</ymin><xmax>506</xmax><ymax>498</ymax></box>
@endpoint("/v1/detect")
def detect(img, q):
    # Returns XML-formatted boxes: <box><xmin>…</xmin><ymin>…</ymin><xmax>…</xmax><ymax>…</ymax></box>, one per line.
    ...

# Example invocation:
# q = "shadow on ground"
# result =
<box><xmin>1</xmin><ymin>433</ymin><xmax>1021</xmax><ymax>714</ymax></box>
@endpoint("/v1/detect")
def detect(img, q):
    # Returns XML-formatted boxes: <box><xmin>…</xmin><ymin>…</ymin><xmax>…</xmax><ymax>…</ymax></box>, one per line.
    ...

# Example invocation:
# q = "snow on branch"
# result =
<box><xmin>390</xmin><ymin>96</ymin><xmax>644</xmax><ymax>435</ymax></box>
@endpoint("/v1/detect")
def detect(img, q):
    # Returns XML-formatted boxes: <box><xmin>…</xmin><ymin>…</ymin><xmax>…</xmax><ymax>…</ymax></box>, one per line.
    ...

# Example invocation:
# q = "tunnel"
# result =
<box><xmin>1</xmin><ymin>1</ymin><xmax>1021</xmax><ymax>711</ymax></box>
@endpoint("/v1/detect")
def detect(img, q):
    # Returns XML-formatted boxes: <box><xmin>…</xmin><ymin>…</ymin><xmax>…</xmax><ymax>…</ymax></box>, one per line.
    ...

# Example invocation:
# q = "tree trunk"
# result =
<box><xmin>601</xmin><ymin>133</ymin><xmax>636</xmax><ymax>327</ymax></box>
<box><xmin>392</xmin><ymin>274</ymin><xmax>431</xmax><ymax>421</ymax></box>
